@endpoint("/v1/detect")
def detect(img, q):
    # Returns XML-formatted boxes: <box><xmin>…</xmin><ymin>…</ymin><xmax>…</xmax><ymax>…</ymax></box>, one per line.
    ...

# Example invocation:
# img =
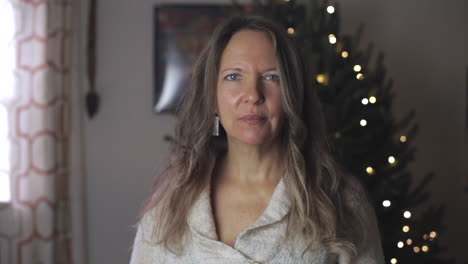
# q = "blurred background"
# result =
<box><xmin>0</xmin><ymin>0</ymin><xmax>466</xmax><ymax>263</ymax></box>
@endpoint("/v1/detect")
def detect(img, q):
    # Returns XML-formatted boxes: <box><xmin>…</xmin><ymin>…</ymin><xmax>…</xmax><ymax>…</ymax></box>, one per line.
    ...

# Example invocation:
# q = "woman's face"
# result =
<box><xmin>216</xmin><ymin>30</ymin><xmax>284</xmax><ymax>146</ymax></box>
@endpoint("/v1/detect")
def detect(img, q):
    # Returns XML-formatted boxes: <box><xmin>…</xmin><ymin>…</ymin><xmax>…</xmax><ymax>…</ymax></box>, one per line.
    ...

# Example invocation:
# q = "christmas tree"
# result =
<box><xmin>233</xmin><ymin>0</ymin><xmax>456</xmax><ymax>263</ymax></box>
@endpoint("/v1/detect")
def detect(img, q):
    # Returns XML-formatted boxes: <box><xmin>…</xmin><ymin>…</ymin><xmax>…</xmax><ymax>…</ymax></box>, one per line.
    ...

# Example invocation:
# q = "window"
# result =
<box><xmin>0</xmin><ymin>0</ymin><xmax>15</xmax><ymax>203</ymax></box>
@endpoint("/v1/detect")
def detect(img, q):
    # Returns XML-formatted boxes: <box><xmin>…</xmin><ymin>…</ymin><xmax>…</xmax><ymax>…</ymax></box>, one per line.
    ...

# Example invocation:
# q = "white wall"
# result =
<box><xmin>82</xmin><ymin>0</ymin><xmax>467</xmax><ymax>263</ymax></box>
<box><xmin>82</xmin><ymin>0</ymin><xmax>175</xmax><ymax>263</ymax></box>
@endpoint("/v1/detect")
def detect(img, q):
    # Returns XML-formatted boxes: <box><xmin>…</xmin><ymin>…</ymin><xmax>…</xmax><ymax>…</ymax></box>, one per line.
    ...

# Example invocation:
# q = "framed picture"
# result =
<box><xmin>153</xmin><ymin>5</ymin><xmax>239</xmax><ymax>114</ymax></box>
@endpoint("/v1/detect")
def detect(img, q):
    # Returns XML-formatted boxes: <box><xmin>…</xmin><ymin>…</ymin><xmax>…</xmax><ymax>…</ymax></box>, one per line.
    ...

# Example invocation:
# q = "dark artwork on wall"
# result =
<box><xmin>153</xmin><ymin>5</ymin><xmax>236</xmax><ymax>114</ymax></box>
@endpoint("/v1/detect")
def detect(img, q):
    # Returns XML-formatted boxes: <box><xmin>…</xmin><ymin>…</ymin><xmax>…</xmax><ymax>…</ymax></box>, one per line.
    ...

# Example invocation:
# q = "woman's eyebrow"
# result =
<box><xmin>221</xmin><ymin>67</ymin><xmax>243</xmax><ymax>73</ymax></box>
<box><xmin>221</xmin><ymin>67</ymin><xmax>278</xmax><ymax>73</ymax></box>
<box><xmin>264</xmin><ymin>67</ymin><xmax>278</xmax><ymax>72</ymax></box>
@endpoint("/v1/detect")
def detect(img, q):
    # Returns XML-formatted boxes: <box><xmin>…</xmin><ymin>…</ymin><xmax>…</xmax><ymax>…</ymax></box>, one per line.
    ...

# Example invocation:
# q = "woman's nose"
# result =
<box><xmin>243</xmin><ymin>77</ymin><xmax>264</xmax><ymax>104</ymax></box>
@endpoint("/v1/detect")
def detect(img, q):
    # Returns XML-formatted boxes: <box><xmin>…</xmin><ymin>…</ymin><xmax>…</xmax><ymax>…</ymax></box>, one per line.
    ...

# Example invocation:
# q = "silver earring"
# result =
<box><xmin>213</xmin><ymin>114</ymin><xmax>219</xmax><ymax>136</ymax></box>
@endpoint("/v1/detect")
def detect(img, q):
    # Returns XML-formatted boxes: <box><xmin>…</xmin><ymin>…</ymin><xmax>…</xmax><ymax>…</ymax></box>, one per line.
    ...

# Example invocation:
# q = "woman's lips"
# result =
<box><xmin>239</xmin><ymin>115</ymin><xmax>267</xmax><ymax>125</ymax></box>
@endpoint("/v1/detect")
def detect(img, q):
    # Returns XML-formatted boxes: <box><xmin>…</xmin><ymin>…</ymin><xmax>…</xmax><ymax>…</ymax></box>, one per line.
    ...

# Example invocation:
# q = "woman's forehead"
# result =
<box><xmin>219</xmin><ymin>30</ymin><xmax>278</xmax><ymax>70</ymax></box>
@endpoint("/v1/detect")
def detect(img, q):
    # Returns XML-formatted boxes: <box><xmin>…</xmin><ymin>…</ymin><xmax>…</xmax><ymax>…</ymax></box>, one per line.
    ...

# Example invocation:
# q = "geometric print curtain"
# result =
<box><xmin>0</xmin><ymin>0</ymin><xmax>78</xmax><ymax>263</ymax></box>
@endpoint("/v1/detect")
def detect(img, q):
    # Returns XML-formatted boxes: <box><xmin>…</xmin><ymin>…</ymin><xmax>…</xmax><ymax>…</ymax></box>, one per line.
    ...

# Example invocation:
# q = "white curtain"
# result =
<box><xmin>0</xmin><ymin>0</ymin><xmax>86</xmax><ymax>263</ymax></box>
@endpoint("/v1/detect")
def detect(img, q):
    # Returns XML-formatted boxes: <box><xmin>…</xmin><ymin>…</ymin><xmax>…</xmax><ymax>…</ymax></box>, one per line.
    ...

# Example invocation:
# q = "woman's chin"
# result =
<box><xmin>239</xmin><ymin>138</ymin><xmax>266</xmax><ymax>145</ymax></box>
<box><xmin>230</xmin><ymin>133</ymin><xmax>275</xmax><ymax>146</ymax></box>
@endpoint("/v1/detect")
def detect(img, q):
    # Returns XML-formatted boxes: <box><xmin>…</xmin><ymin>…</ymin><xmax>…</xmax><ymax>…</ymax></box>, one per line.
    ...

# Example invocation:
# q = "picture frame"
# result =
<box><xmin>153</xmin><ymin>5</ymin><xmax>238</xmax><ymax>114</ymax></box>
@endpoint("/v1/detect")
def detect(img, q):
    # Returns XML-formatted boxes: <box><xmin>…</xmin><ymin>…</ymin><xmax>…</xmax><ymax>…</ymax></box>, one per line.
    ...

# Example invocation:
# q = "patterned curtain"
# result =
<box><xmin>0</xmin><ymin>0</ymin><xmax>85</xmax><ymax>263</ymax></box>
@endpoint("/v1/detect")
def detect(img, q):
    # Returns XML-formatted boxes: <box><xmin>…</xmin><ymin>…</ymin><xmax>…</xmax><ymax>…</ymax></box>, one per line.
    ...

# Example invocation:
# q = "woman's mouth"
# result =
<box><xmin>239</xmin><ymin>115</ymin><xmax>267</xmax><ymax>125</ymax></box>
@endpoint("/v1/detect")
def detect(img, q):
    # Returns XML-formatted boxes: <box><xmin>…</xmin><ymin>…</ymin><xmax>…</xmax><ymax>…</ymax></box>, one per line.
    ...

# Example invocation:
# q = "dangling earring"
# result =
<box><xmin>212</xmin><ymin>114</ymin><xmax>220</xmax><ymax>136</ymax></box>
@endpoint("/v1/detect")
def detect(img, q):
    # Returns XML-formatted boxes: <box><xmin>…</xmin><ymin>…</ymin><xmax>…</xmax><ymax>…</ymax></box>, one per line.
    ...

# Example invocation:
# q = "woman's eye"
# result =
<box><xmin>224</xmin><ymin>73</ymin><xmax>241</xmax><ymax>81</ymax></box>
<box><xmin>264</xmin><ymin>74</ymin><xmax>280</xmax><ymax>82</ymax></box>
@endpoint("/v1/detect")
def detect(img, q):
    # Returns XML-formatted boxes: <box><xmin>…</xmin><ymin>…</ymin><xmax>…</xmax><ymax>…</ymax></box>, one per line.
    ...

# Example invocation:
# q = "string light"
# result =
<box><xmin>404</xmin><ymin>211</ymin><xmax>412</xmax><ymax>219</ymax></box>
<box><xmin>402</xmin><ymin>226</ymin><xmax>410</xmax><ymax>233</ymax></box>
<box><xmin>287</xmin><ymin>27</ymin><xmax>295</xmax><ymax>35</ymax></box>
<box><xmin>362</xmin><ymin>98</ymin><xmax>369</xmax><ymax>105</ymax></box>
<box><xmin>429</xmin><ymin>231</ymin><xmax>437</xmax><ymax>239</ymax></box>
<box><xmin>328</xmin><ymin>34</ymin><xmax>337</xmax><ymax>44</ymax></box>
<box><xmin>397</xmin><ymin>241</ymin><xmax>404</xmax><ymax>248</ymax></box>
<box><xmin>356</xmin><ymin>73</ymin><xmax>364</xmax><ymax>80</ymax></box>
<box><xmin>414</xmin><ymin>246</ymin><xmax>420</xmax><ymax>253</ymax></box>
<box><xmin>423</xmin><ymin>234</ymin><xmax>429</xmax><ymax>240</ymax></box>
<box><xmin>326</xmin><ymin>6</ymin><xmax>335</xmax><ymax>14</ymax></box>
<box><xmin>366</xmin><ymin>166</ymin><xmax>374</xmax><ymax>175</ymax></box>
<box><xmin>316</xmin><ymin>73</ymin><xmax>328</xmax><ymax>85</ymax></box>
<box><xmin>388</xmin><ymin>156</ymin><xmax>396</xmax><ymax>164</ymax></box>
<box><xmin>390</xmin><ymin>258</ymin><xmax>398</xmax><ymax>264</ymax></box>
<box><xmin>369</xmin><ymin>96</ymin><xmax>377</xmax><ymax>103</ymax></box>
<box><xmin>383</xmin><ymin>200</ymin><xmax>391</xmax><ymax>207</ymax></box>
<box><xmin>360</xmin><ymin>119</ymin><xmax>367</xmax><ymax>127</ymax></box>
<box><xmin>406</xmin><ymin>239</ymin><xmax>413</xmax><ymax>245</ymax></box>
<box><xmin>422</xmin><ymin>245</ymin><xmax>430</xmax><ymax>252</ymax></box>
<box><xmin>316</xmin><ymin>74</ymin><xmax>325</xmax><ymax>83</ymax></box>
<box><xmin>341</xmin><ymin>51</ymin><xmax>349</xmax><ymax>58</ymax></box>
<box><xmin>400</xmin><ymin>136</ymin><xmax>407</xmax><ymax>142</ymax></box>
<box><xmin>353</xmin><ymin>65</ymin><xmax>362</xmax><ymax>72</ymax></box>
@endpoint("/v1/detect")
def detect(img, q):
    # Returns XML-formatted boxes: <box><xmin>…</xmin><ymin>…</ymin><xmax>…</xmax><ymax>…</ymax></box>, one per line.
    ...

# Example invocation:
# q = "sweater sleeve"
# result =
<box><xmin>349</xmin><ymin>202</ymin><xmax>385</xmax><ymax>264</ymax></box>
<box><xmin>129</xmin><ymin>210</ymin><xmax>168</xmax><ymax>264</ymax></box>
<box><xmin>346</xmin><ymin>178</ymin><xmax>386</xmax><ymax>264</ymax></box>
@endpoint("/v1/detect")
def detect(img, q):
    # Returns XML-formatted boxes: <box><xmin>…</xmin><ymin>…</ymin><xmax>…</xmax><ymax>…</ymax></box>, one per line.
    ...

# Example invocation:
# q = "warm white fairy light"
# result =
<box><xmin>402</xmin><ymin>226</ymin><xmax>410</xmax><ymax>233</ymax></box>
<box><xmin>382</xmin><ymin>200</ymin><xmax>392</xmax><ymax>207</ymax></box>
<box><xmin>413</xmin><ymin>246</ymin><xmax>420</xmax><ymax>253</ymax></box>
<box><xmin>287</xmin><ymin>27</ymin><xmax>295</xmax><ymax>35</ymax></box>
<box><xmin>383</xmin><ymin>200</ymin><xmax>391</xmax><ymax>207</ymax></box>
<box><xmin>356</xmin><ymin>73</ymin><xmax>364</xmax><ymax>80</ymax></box>
<box><xmin>341</xmin><ymin>51</ymin><xmax>349</xmax><ymax>58</ymax></box>
<box><xmin>422</xmin><ymin>245</ymin><xmax>429</xmax><ymax>252</ymax></box>
<box><xmin>391</xmin><ymin>258</ymin><xmax>398</xmax><ymax>264</ymax></box>
<box><xmin>326</xmin><ymin>6</ymin><xmax>335</xmax><ymax>14</ymax></box>
<box><xmin>404</xmin><ymin>211</ymin><xmax>412</xmax><ymax>219</ymax></box>
<box><xmin>328</xmin><ymin>34</ymin><xmax>337</xmax><ymax>44</ymax></box>
<box><xmin>388</xmin><ymin>156</ymin><xmax>396</xmax><ymax>164</ymax></box>
<box><xmin>369</xmin><ymin>96</ymin><xmax>377</xmax><ymax>103</ymax></box>
<box><xmin>429</xmin><ymin>231</ymin><xmax>437</xmax><ymax>239</ymax></box>
<box><xmin>400</xmin><ymin>136</ymin><xmax>407</xmax><ymax>142</ymax></box>
<box><xmin>366</xmin><ymin>166</ymin><xmax>374</xmax><ymax>175</ymax></box>
<box><xmin>397</xmin><ymin>241</ymin><xmax>404</xmax><ymax>248</ymax></box>
<box><xmin>353</xmin><ymin>64</ymin><xmax>362</xmax><ymax>72</ymax></box>
<box><xmin>360</xmin><ymin>119</ymin><xmax>367</xmax><ymax>127</ymax></box>
<box><xmin>362</xmin><ymin>98</ymin><xmax>369</xmax><ymax>105</ymax></box>
<box><xmin>406</xmin><ymin>239</ymin><xmax>413</xmax><ymax>245</ymax></box>
<box><xmin>316</xmin><ymin>74</ymin><xmax>327</xmax><ymax>84</ymax></box>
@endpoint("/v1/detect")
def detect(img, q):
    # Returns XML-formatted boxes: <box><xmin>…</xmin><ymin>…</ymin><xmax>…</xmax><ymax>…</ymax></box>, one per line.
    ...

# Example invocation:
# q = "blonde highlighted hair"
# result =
<box><xmin>140</xmin><ymin>15</ymin><xmax>371</xmax><ymax>258</ymax></box>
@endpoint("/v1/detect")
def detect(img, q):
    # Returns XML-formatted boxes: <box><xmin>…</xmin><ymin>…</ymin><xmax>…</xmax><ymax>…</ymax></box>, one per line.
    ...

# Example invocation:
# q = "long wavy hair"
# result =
<box><xmin>140</xmin><ymin>15</ymin><xmax>370</xmax><ymax>258</ymax></box>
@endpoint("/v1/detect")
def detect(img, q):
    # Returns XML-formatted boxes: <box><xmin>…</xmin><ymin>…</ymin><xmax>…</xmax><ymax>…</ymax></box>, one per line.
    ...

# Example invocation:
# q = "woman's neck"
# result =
<box><xmin>219</xmin><ymin>140</ymin><xmax>285</xmax><ymax>185</ymax></box>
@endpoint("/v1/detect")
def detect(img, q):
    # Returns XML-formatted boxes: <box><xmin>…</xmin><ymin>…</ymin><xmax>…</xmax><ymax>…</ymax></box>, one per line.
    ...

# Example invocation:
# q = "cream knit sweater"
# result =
<box><xmin>130</xmin><ymin>177</ymin><xmax>385</xmax><ymax>264</ymax></box>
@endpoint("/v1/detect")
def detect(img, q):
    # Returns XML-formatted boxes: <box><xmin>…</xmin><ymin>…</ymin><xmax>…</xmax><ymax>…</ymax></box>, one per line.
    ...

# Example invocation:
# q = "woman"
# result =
<box><xmin>130</xmin><ymin>15</ymin><xmax>385</xmax><ymax>264</ymax></box>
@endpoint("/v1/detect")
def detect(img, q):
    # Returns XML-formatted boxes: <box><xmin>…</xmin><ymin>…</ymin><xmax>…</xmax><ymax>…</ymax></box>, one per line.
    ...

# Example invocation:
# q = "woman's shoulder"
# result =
<box><xmin>339</xmin><ymin>173</ymin><xmax>375</xmax><ymax>242</ymax></box>
<box><xmin>130</xmin><ymin>205</ymin><xmax>169</xmax><ymax>264</ymax></box>
<box><xmin>340</xmin><ymin>173</ymin><xmax>386</xmax><ymax>263</ymax></box>
<box><xmin>135</xmin><ymin>202</ymin><xmax>167</xmax><ymax>244</ymax></box>
<box><xmin>341</xmin><ymin>173</ymin><xmax>372</xmax><ymax>211</ymax></box>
